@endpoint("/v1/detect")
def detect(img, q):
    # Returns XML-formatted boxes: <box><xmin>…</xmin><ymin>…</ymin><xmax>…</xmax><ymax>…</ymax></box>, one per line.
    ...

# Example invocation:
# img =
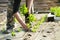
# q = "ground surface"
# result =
<box><xmin>0</xmin><ymin>14</ymin><xmax>60</xmax><ymax>40</ymax></box>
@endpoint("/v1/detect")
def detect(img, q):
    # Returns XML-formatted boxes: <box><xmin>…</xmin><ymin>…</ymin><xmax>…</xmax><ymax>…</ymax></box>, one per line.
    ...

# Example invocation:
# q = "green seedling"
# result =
<box><xmin>55</xmin><ymin>7</ymin><xmax>60</xmax><ymax>17</ymax></box>
<box><xmin>16</xmin><ymin>28</ymin><xmax>21</xmax><ymax>32</ymax></box>
<box><xmin>28</xmin><ymin>14</ymin><xmax>36</xmax><ymax>22</ymax></box>
<box><xmin>11</xmin><ymin>31</ymin><xmax>16</xmax><ymax>36</ymax></box>
<box><xmin>31</xmin><ymin>28</ymin><xmax>37</xmax><ymax>32</ymax></box>
<box><xmin>26</xmin><ymin>23</ymin><xmax>31</xmax><ymax>28</ymax></box>
<box><xmin>50</xmin><ymin>7</ymin><xmax>60</xmax><ymax>17</ymax></box>
<box><xmin>31</xmin><ymin>15</ymin><xmax>47</xmax><ymax>32</ymax></box>
<box><xmin>33</xmin><ymin>26</ymin><xmax>38</xmax><ymax>29</ymax></box>
<box><xmin>50</xmin><ymin>7</ymin><xmax>56</xmax><ymax>13</ymax></box>
<box><xmin>20</xmin><ymin>4</ymin><xmax>28</xmax><ymax>15</ymax></box>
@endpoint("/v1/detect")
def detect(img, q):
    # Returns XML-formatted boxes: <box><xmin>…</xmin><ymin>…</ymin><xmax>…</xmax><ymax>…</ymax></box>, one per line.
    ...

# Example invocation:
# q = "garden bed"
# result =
<box><xmin>1</xmin><ymin>13</ymin><xmax>60</xmax><ymax>40</ymax></box>
<box><xmin>0</xmin><ymin>21</ymin><xmax>60</xmax><ymax>40</ymax></box>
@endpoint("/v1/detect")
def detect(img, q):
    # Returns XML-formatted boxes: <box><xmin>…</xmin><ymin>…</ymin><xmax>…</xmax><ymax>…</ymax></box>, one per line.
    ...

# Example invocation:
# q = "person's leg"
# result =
<box><xmin>7</xmin><ymin>0</ymin><xmax>14</xmax><ymax>30</ymax></box>
<box><xmin>7</xmin><ymin>0</ymin><xmax>28</xmax><ymax>30</ymax></box>
<box><xmin>26</xmin><ymin>0</ymin><xmax>34</xmax><ymax>14</ymax></box>
<box><xmin>7</xmin><ymin>0</ymin><xmax>21</xmax><ymax>30</ymax></box>
<box><xmin>7</xmin><ymin>0</ymin><xmax>28</xmax><ymax>31</ymax></box>
<box><xmin>2</xmin><ymin>0</ymin><xmax>14</xmax><ymax>34</ymax></box>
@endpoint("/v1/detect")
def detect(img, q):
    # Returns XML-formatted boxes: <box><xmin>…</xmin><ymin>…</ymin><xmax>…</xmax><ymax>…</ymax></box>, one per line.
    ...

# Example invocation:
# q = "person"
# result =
<box><xmin>3</xmin><ymin>0</ymin><xmax>34</xmax><ymax>34</ymax></box>
<box><xmin>26</xmin><ymin>0</ymin><xmax>34</xmax><ymax>14</ymax></box>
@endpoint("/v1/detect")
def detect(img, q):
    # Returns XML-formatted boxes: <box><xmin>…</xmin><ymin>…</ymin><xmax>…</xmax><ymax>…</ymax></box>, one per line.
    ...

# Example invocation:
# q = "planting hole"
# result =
<box><xmin>43</xmin><ymin>35</ymin><xmax>47</xmax><ymax>37</ymax></box>
<box><xmin>28</xmin><ymin>34</ymin><xmax>32</xmax><ymax>36</ymax></box>
<box><xmin>53</xmin><ymin>25</ymin><xmax>55</xmax><ymax>26</ymax></box>
<box><xmin>38</xmin><ymin>31</ymin><xmax>40</xmax><ymax>32</ymax></box>
<box><xmin>24</xmin><ymin>38</ymin><xmax>28</xmax><ymax>40</ymax></box>
<box><xmin>47</xmin><ymin>31</ymin><xmax>51</xmax><ymax>33</ymax></box>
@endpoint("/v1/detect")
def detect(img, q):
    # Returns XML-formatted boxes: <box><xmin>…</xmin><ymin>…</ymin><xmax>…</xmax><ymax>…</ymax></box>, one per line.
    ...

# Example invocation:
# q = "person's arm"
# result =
<box><xmin>13</xmin><ymin>12</ymin><xmax>29</xmax><ymax>30</ymax></box>
<box><xmin>13</xmin><ymin>0</ymin><xmax>29</xmax><ymax>30</ymax></box>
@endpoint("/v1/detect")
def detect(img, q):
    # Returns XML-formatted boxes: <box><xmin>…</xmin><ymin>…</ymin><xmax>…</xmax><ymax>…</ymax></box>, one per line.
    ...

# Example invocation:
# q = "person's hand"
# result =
<box><xmin>22</xmin><ymin>25</ymin><xmax>30</xmax><ymax>32</ymax></box>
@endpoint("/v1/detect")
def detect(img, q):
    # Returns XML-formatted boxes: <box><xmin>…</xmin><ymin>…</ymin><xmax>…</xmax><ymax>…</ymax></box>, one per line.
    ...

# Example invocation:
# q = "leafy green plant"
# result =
<box><xmin>16</xmin><ymin>28</ymin><xmax>21</xmax><ymax>32</ymax></box>
<box><xmin>28</xmin><ymin>14</ymin><xmax>36</xmax><ymax>22</ymax></box>
<box><xmin>26</xmin><ymin>14</ymin><xmax>37</xmax><ymax>29</ymax></box>
<box><xmin>50</xmin><ymin>7</ymin><xmax>56</xmax><ymax>13</ymax></box>
<box><xmin>20</xmin><ymin>4</ymin><xmax>28</xmax><ymax>15</ymax></box>
<box><xmin>50</xmin><ymin>7</ymin><xmax>60</xmax><ymax>17</ymax></box>
<box><xmin>31</xmin><ymin>15</ymin><xmax>47</xmax><ymax>32</ymax></box>
<box><xmin>55</xmin><ymin>7</ymin><xmax>60</xmax><ymax>17</ymax></box>
<box><xmin>26</xmin><ymin>23</ymin><xmax>31</xmax><ymax>28</ymax></box>
<box><xmin>11</xmin><ymin>31</ymin><xmax>16</xmax><ymax>36</ymax></box>
<box><xmin>31</xmin><ymin>28</ymin><xmax>37</xmax><ymax>32</ymax></box>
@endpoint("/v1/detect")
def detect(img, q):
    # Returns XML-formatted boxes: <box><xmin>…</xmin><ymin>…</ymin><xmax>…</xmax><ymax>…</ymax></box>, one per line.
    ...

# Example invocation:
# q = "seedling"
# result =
<box><xmin>50</xmin><ymin>7</ymin><xmax>60</xmax><ymax>17</ymax></box>
<box><xmin>20</xmin><ymin>4</ymin><xmax>28</xmax><ymax>15</ymax></box>
<box><xmin>31</xmin><ymin>15</ymin><xmax>47</xmax><ymax>32</ymax></box>
<box><xmin>26</xmin><ymin>23</ymin><xmax>31</xmax><ymax>28</ymax></box>
<box><xmin>16</xmin><ymin>28</ymin><xmax>21</xmax><ymax>32</ymax></box>
<box><xmin>31</xmin><ymin>28</ymin><xmax>37</xmax><ymax>32</ymax></box>
<box><xmin>11</xmin><ymin>31</ymin><xmax>16</xmax><ymax>36</ymax></box>
<box><xmin>28</xmin><ymin>14</ymin><xmax>36</xmax><ymax>22</ymax></box>
<box><xmin>55</xmin><ymin>7</ymin><xmax>60</xmax><ymax>17</ymax></box>
<box><xmin>50</xmin><ymin>7</ymin><xmax>56</xmax><ymax>14</ymax></box>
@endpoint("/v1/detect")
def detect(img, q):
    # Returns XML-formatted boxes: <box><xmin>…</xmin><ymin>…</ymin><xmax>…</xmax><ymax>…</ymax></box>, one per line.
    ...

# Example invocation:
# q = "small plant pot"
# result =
<box><xmin>47</xmin><ymin>13</ymin><xmax>55</xmax><ymax>22</ymax></box>
<box><xmin>54</xmin><ymin>16</ymin><xmax>60</xmax><ymax>21</ymax></box>
<box><xmin>47</xmin><ymin>16</ymin><xmax>54</xmax><ymax>22</ymax></box>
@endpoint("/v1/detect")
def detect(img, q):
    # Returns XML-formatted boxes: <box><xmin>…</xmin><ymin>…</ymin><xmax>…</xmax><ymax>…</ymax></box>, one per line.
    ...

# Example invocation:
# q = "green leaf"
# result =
<box><xmin>17</xmin><ymin>28</ymin><xmax>21</xmax><ymax>32</ymax></box>
<box><xmin>26</xmin><ymin>23</ymin><xmax>31</xmax><ymax>28</ymax></box>
<box><xmin>50</xmin><ymin>7</ymin><xmax>60</xmax><ymax>17</ymax></box>
<box><xmin>20</xmin><ymin>4</ymin><xmax>28</xmax><ymax>15</ymax></box>
<box><xmin>11</xmin><ymin>31</ymin><xmax>16</xmax><ymax>36</ymax></box>
<box><xmin>28</xmin><ymin>14</ymin><xmax>36</xmax><ymax>22</ymax></box>
<box><xmin>31</xmin><ymin>28</ymin><xmax>37</xmax><ymax>32</ymax></box>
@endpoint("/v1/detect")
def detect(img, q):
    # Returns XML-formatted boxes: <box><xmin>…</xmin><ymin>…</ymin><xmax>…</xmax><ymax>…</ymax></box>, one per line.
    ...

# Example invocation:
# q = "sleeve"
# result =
<box><xmin>13</xmin><ymin>0</ymin><xmax>21</xmax><ymax>14</ymax></box>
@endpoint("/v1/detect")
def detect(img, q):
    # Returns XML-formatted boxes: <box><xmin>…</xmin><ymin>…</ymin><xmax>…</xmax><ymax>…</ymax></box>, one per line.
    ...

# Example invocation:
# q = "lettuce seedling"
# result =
<box><xmin>16</xmin><ymin>28</ymin><xmax>21</xmax><ymax>32</ymax></box>
<box><xmin>11</xmin><ymin>31</ymin><xmax>16</xmax><ymax>36</ymax></box>
<box><xmin>50</xmin><ymin>7</ymin><xmax>56</xmax><ymax>13</ymax></box>
<box><xmin>55</xmin><ymin>7</ymin><xmax>60</xmax><ymax>17</ymax></box>
<box><xmin>31</xmin><ymin>15</ymin><xmax>47</xmax><ymax>32</ymax></box>
<box><xmin>20</xmin><ymin>4</ymin><xmax>28</xmax><ymax>15</ymax></box>
<box><xmin>26</xmin><ymin>23</ymin><xmax>31</xmax><ymax>28</ymax></box>
<box><xmin>28</xmin><ymin>14</ymin><xmax>36</xmax><ymax>22</ymax></box>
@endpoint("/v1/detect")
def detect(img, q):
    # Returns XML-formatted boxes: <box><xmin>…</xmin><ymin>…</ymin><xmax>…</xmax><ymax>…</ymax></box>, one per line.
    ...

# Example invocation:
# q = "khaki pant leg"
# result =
<box><xmin>7</xmin><ymin>0</ymin><xmax>15</xmax><ymax>30</ymax></box>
